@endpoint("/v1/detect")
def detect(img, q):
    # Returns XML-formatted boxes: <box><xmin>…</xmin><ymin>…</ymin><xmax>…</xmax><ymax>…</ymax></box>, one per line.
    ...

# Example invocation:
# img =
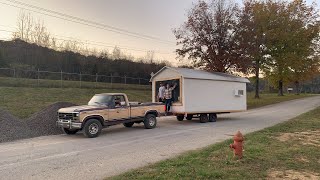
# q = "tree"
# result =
<box><xmin>0</xmin><ymin>50</ymin><xmax>6</xmax><ymax>68</ymax></box>
<box><xmin>236</xmin><ymin>0</ymin><xmax>268</xmax><ymax>98</ymax></box>
<box><xmin>262</xmin><ymin>0</ymin><xmax>320</xmax><ymax>96</ymax></box>
<box><xmin>173</xmin><ymin>0</ymin><xmax>248</xmax><ymax>73</ymax></box>
<box><xmin>287</xmin><ymin>0</ymin><xmax>320</xmax><ymax>95</ymax></box>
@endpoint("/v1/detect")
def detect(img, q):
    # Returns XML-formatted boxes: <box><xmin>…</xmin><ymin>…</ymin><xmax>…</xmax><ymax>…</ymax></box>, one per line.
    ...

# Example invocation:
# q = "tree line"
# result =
<box><xmin>0</xmin><ymin>11</ymin><xmax>168</xmax><ymax>80</ymax></box>
<box><xmin>174</xmin><ymin>0</ymin><xmax>320</xmax><ymax>97</ymax></box>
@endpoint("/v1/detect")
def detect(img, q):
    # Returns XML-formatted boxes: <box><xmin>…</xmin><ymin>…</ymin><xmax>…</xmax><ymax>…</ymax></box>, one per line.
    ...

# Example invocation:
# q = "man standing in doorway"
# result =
<box><xmin>164</xmin><ymin>82</ymin><xmax>177</xmax><ymax>115</ymax></box>
<box><xmin>158</xmin><ymin>82</ymin><xmax>165</xmax><ymax>102</ymax></box>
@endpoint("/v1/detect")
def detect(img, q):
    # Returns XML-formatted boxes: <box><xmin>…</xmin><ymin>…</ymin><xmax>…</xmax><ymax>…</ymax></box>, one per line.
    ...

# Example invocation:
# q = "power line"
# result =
<box><xmin>0</xmin><ymin>28</ymin><xmax>174</xmax><ymax>55</ymax></box>
<box><xmin>1</xmin><ymin>0</ymin><xmax>176</xmax><ymax>45</ymax></box>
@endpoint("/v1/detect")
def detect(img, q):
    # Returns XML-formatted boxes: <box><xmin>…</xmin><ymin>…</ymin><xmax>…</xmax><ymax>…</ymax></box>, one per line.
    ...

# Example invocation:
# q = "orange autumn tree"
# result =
<box><xmin>173</xmin><ymin>0</ymin><xmax>250</xmax><ymax>73</ymax></box>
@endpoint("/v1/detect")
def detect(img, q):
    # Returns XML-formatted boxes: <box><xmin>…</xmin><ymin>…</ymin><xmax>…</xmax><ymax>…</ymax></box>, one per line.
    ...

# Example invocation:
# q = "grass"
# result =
<box><xmin>109</xmin><ymin>107</ymin><xmax>320</xmax><ymax>180</ymax></box>
<box><xmin>0</xmin><ymin>87</ymin><xmax>151</xmax><ymax>119</ymax></box>
<box><xmin>0</xmin><ymin>85</ymin><xmax>314</xmax><ymax>118</ymax></box>
<box><xmin>246</xmin><ymin>92</ymin><xmax>313</xmax><ymax>109</ymax></box>
<box><xmin>0</xmin><ymin>77</ymin><xmax>151</xmax><ymax>90</ymax></box>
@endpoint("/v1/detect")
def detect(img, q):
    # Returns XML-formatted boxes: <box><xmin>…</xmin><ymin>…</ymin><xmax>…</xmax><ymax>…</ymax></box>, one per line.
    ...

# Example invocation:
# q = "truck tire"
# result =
<box><xmin>176</xmin><ymin>115</ymin><xmax>184</xmax><ymax>121</ymax></box>
<box><xmin>186</xmin><ymin>114</ymin><xmax>193</xmax><ymax>120</ymax></box>
<box><xmin>209</xmin><ymin>113</ymin><xmax>217</xmax><ymax>122</ymax></box>
<box><xmin>123</xmin><ymin>122</ymin><xmax>134</xmax><ymax>127</ymax></box>
<box><xmin>83</xmin><ymin>119</ymin><xmax>102</xmax><ymax>138</ymax></box>
<box><xmin>199</xmin><ymin>114</ymin><xmax>209</xmax><ymax>123</ymax></box>
<box><xmin>62</xmin><ymin>128</ymin><xmax>78</xmax><ymax>135</ymax></box>
<box><xmin>144</xmin><ymin>114</ymin><xmax>157</xmax><ymax>129</ymax></box>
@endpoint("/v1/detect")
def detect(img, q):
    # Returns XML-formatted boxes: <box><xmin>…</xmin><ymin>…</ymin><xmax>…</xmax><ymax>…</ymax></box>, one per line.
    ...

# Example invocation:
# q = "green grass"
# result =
<box><xmin>0</xmin><ymin>85</ymin><xmax>314</xmax><ymax>119</ymax></box>
<box><xmin>247</xmin><ymin>92</ymin><xmax>313</xmax><ymax>109</ymax></box>
<box><xmin>0</xmin><ymin>87</ymin><xmax>151</xmax><ymax>119</ymax></box>
<box><xmin>109</xmin><ymin>107</ymin><xmax>320</xmax><ymax>180</ymax></box>
<box><xmin>0</xmin><ymin>77</ymin><xmax>151</xmax><ymax>90</ymax></box>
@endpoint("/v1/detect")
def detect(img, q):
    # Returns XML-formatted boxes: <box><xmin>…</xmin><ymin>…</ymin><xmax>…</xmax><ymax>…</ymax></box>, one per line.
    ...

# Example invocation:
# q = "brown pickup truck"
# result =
<box><xmin>56</xmin><ymin>93</ymin><xmax>165</xmax><ymax>138</ymax></box>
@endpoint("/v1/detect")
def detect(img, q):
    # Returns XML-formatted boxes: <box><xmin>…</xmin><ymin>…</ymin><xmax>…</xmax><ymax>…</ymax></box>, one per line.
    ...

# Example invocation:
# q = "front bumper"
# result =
<box><xmin>56</xmin><ymin>119</ymin><xmax>82</xmax><ymax>129</ymax></box>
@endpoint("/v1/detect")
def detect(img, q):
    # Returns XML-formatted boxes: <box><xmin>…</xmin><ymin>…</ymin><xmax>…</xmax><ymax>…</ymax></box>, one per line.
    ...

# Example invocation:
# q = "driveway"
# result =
<box><xmin>0</xmin><ymin>96</ymin><xmax>319</xmax><ymax>180</ymax></box>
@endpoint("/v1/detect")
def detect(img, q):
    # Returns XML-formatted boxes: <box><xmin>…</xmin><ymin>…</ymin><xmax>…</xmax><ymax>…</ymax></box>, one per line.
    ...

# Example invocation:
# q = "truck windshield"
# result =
<box><xmin>88</xmin><ymin>95</ymin><xmax>112</xmax><ymax>106</ymax></box>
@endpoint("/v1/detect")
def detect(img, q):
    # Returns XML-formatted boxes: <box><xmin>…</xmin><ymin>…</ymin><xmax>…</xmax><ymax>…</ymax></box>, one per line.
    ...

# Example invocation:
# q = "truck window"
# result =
<box><xmin>155</xmin><ymin>79</ymin><xmax>181</xmax><ymax>104</ymax></box>
<box><xmin>113</xmin><ymin>95</ymin><xmax>127</xmax><ymax>107</ymax></box>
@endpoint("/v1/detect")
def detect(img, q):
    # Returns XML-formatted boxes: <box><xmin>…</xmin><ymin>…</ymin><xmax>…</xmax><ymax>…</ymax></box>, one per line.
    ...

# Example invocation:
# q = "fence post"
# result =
<box><xmin>60</xmin><ymin>70</ymin><xmax>63</xmax><ymax>88</ymax></box>
<box><xmin>13</xmin><ymin>68</ymin><xmax>16</xmax><ymax>78</ymax></box>
<box><xmin>138</xmin><ymin>78</ymin><xmax>140</xmax><ymax>85</ymax></box>
<box><xmin>110</xmin><ymin>74</ymin><xmax>113</xmax><ymax>88</ymax></box>
<box><xmin>37</xmin><ymin>69</ymin><xmax>40</xmax><ymax>87</ymax></box>
<box><xmin>79</xmin><ymin>72</ymin><xmax>82</xmax><ymax>88</ymax></box>
<box><xmin>124</xmin><ymin>76</ymin><xmax>127</xmax><ymax>84</ymax></box>
<box><xmin>95</xmin><ymin>73</ymin><xmax>98</xmax><ymax>88</ymax></box>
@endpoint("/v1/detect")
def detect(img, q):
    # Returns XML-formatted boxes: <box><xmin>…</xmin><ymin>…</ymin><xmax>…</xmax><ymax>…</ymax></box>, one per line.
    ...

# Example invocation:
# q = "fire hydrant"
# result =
<box><xmin>229</xmin><ymin>131</ymin><xmax>244</xmax><ymax>159</ymax></box>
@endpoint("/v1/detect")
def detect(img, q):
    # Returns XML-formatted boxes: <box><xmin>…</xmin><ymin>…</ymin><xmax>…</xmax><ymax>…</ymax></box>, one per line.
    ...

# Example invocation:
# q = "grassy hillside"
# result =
<box><xmin>0</xmin><ymin>87</ymin><xmax>151</xmax><ymax>118</ymax></box>
<box><xmin>0</xmin><ymin>77</ymin><xmax>151</xmax><ymax>90</ymax></box>
<box><xmin>0</xmin><ymin>86</ymin><xmax>313</xmax><ymax>118</ymax></box>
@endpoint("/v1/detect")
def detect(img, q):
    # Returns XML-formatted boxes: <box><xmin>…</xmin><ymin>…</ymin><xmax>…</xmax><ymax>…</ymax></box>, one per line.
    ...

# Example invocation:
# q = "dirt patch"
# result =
<box><xmin>276</xmin><ymin>130</ymin><xmax>320</xmax><ymax>147</ymax></box>
<box><xmin>0</xmin><ymin>102</ymin><xmax>75</xmax><ymax>143</ymax></box>
<box><xmin>267</xmin><ymin>170</ymin><xmax>319</xmax><ymax>180</ymax></box>
<box><xmin>296</xmin><ymin>156</ymin><xmax>310</xmax><ymax>163</ymax></box>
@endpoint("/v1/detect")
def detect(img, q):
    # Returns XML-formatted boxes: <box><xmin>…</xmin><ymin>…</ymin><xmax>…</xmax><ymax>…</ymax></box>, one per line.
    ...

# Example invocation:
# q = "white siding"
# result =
<box><xmin>182</xmin><ymin>78</ymin><xmax>247</xmax><ymax>113</ymax></box>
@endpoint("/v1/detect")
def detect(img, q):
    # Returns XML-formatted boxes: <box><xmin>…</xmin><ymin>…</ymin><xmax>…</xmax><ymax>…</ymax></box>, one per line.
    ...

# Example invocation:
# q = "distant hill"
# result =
<box><xmin>0</xmin><ymin>39</ymin><xmax>165</xmax><ymax>79</ymax></box>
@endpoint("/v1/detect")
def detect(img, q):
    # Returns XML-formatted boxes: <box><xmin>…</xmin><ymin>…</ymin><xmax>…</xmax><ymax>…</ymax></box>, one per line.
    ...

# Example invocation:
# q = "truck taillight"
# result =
<box><xmin>164</xmin><ymin>105</ymin><xmax>166</xmax><ymax>111</ymax></box>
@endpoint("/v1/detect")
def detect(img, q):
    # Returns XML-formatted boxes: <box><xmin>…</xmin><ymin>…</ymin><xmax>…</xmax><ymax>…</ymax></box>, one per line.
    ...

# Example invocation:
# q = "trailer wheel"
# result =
<box><xmin>123</xmin><ymin>122</ymin><xmax>134</xmax><ymax>127</ymax></box>
<box><xmin>144</xmin><ymin>114</ymin><xmax>157</xmax><ymax>129</ymax></box>
<box><xmin>176</xmin><ymin>115</ymin><xmax>184</xmax><ymax>121</ymax></box>
<box><xmin>186</xmin><ymin>114</ymin><xmax>193</xmax><ymax>120</ymax></box>
<box><xmin>83</xmin><ymin>119</ymin><xmax>102</xmax><ymax>138</ymax></box>
<box><xmin>199</xmin><ymin>114</ymin><xmax>209</xmax><ymax>123</ymax></box>
<box><xmin>209</xmin><ymin>113</ymin><xmax>217</xmax><ymax>122</ymax></box>
<box><xmin>62</xmin><ymin>128</ymin><xmax>78</xmax><ymax>135</ymax></box>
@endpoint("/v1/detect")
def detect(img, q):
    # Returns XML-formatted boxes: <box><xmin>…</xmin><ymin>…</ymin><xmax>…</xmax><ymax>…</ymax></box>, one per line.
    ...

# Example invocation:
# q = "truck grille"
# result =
<box><xmin>58</xmin><ymin>113</ymin><xmax>74</xmax><ymax>120</ymax></box>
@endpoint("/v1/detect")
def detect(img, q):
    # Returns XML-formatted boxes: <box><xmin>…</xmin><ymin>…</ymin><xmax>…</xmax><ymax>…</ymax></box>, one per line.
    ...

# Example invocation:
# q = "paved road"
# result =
<box><xmin>0</xmin><ymin>96</ymin><xmax>319</xmax><ymax>180</ymax></box>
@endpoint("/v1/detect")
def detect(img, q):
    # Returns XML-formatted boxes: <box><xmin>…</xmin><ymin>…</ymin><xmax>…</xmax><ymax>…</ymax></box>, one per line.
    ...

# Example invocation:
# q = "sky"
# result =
<box><xmin>0</xmin><ymin>0</ymin><xmax>318</xmax><ymax>65</ymax></box>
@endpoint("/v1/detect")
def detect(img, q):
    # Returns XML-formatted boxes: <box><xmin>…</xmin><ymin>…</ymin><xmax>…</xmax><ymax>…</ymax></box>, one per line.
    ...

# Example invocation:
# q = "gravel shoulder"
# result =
<box><xmin>0</xmin><ymin>102</ymin><xmax>75</xmax><ymax>143</ymax></box>
<box><xmin>0</xmin><ymin>96</ymin><xmax>319</xmax><ymax>180</ymax></box>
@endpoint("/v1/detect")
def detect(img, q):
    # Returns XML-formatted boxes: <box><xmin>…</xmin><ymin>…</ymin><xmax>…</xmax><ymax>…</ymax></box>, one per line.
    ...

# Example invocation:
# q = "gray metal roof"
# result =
<box><xmin>150</xmin><ymin>66</ymin><xmax>250</xmax><ymax>83</ymax></box>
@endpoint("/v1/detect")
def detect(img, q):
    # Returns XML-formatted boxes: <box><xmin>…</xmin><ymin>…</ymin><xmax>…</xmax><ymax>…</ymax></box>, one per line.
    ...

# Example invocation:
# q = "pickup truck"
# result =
<box><xmin>56</xmin><ymin>93</ymin><xmax>165</xmax><ymax>138</ymax></box>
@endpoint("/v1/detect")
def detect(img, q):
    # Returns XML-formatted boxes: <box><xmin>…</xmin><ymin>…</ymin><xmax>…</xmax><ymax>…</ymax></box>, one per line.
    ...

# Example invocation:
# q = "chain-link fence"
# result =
<box><xmin>0</xmin><ymin>68</ymin><xmax>151</xmax><ymax>90</ymax></box>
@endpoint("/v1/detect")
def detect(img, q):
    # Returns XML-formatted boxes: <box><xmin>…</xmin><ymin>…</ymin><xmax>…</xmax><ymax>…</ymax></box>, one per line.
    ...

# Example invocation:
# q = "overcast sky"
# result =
<box><xmin>0</xmin><ymin>0</ymin><xmax>318</xmax><ymax>65</ymax></box>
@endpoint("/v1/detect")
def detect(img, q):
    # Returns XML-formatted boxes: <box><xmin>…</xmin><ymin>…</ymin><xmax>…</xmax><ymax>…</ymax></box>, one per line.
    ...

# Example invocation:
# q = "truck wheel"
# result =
<box><xmin>209</xmin><ymin>113</ymin><xmax>217</xmax><ymax>122</ymax></box>
<box><xmin>199</xmin><ymin>114</ymin><xmax>208</xmax><ymax>123</ymax></box>
<box><xmin>83</xmin><ymin>119</ymin><xmax>102</xmax><ymax>138</ymax></box>
<box><xmin>176</xmin><ymin>115</ymin><xmax>184</xmax><ymax>121</ymax></box>
<box><xmin>144</xmin><ymin>114</ymin><xmax>157</xmax><ymax>129</ymax></box>
<box><xmin>123</xmin><ymin>122</ymin><xmax>134</xmax><ymax>127</ymax></box>
<box><xmin>62</xmin><ymin>128</ymin><xmax>78</xmax><ymax>135</ymax></box>
<box><xmin>186</xmin><ymin>114</ymin><xmax>193</xmax><ymax>120</ymax></box>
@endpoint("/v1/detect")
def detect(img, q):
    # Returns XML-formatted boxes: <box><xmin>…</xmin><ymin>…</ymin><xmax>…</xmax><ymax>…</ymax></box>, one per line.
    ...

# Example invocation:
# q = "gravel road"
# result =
<box><xmin>0</xmin><ymin>96</ymin><xmax>319</xmax><ymax>180</ymax></box>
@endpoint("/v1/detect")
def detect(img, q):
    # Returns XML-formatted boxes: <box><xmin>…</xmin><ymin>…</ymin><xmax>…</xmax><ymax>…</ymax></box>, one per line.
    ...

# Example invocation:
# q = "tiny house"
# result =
<box><xmin>150</xmin><ymin>66</ymin><xmax>250</xmax><ymax>122</ymax></box>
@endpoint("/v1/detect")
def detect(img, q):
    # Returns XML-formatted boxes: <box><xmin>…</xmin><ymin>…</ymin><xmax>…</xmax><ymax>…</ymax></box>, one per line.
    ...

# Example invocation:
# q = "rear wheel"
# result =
<box><xmin>186</xmin><ymin>114</ymin><xmax>193</xmax><ymax>120</ymax></box>
<box><xmin>123</xmin><ymin>122</ymin><xmax>134</xmax><ymax>127</ymax></box>
<box><xmin>144</xmin><ymin>114</ymin><xmax>157</xmax><ymax>129</ymax></box>
<box><xmin>199</xmin><ymin>114</ymin><xmax>208</xmax><ymax>123</ymax></box>
<box><xmin>83</xmin><ymin>119</ymin><xmax>102</xmax><ymax>138</ymax></box>
<box><xmin>62</xmin><ymin>128</ymin><xmax>78</xmax><ymax>135</ymax></box>
<box><xmin>209</xmin><ymin>113</ymin><xmax>217</xmax><ymax>122</ymax></box>
<box><xmin>176</xmin><ymin>115</ymin><xmax>184</xmax><ymax>121</ymax></box>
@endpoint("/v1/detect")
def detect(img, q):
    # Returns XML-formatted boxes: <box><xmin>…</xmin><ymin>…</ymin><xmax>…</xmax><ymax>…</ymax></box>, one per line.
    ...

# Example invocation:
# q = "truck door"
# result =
<box><xmin>108</xmin><ymin>95</ymin><xmax>130</xmax><ymax>121</ymax></box>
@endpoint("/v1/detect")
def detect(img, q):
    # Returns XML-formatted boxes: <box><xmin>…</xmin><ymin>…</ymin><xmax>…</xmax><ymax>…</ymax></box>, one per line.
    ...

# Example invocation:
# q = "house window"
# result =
<box><xmin>235</xmin><ymin>89</ymin><xmax>244</xmax><ymax>96</ymax></box>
